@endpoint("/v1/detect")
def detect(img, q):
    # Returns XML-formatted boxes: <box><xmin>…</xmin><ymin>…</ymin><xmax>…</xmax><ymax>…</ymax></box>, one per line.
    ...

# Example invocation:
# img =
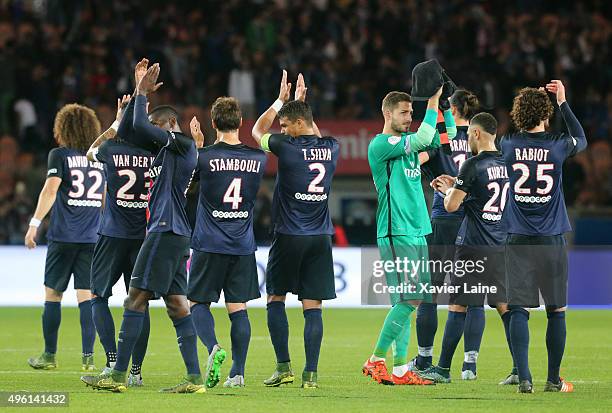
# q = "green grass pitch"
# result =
<box><xmin>1</xmin><ymin>307</ymin><xmax>611</xmax><ymax>412</ymax></box>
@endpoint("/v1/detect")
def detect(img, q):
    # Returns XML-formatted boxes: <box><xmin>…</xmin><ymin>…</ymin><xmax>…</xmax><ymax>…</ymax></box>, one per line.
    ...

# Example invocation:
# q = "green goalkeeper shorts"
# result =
<box><xmin>376</xmin><ymin>235</ymin><xmax>432</xmax><ymax>305</ymax></box>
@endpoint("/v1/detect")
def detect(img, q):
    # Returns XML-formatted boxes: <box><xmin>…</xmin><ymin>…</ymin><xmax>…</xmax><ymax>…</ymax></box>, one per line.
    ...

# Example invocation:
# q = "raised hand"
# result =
<box><xmin>278</xmin><ymin>69</ymin><xmax>292</xmax><ymax>103</ymax></box>
<box><xmin>545</xmin><ymin>80</ymin><xmax>566</xmax><ymax>106</ymax></box>
<box><xmin>135</xmin><ymin>58</ymin><xmax>149</xmax><ymax>87</ymax></box>
<box><xmin>115</xmin><ymin>94</ymin><xmax>131</xmax><ymax>122</ymax></box>
<box><xmin>190</xmin><ymin>116</ymin><xmax>203</xmax><ymax>139</ymax></box>
<box><xmin>295</xmin><ymin>73</ymin><xmax>307</xmax><ymax>102</ymax></box>
<box><xmin>137</xmin><ymin>63</ymin><xmax>163</xmax><ymax>96</ymax></box>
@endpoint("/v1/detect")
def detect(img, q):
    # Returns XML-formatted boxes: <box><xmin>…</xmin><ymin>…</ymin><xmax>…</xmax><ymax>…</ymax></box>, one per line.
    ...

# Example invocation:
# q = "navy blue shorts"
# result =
<box><xmin>505</xmin><ymin>234</ymin><xmax>568</xmax><ymax>308</ymax></box>
<box><xmin>266</xmin><ymin>233</ymin><xmax>336</xmax><ymax>301</ymax></box>
<box><xmin>91</xmin><ymin>235</ymin><xmax>143</xmax><ymax>298</ymax></box>
<box><xmin>188</xmin><ymin>250</ymin><xmax>260</xmax><ymax>304</ymax></box>
<box><xmin>130</xmin><ymin>232</ymin><xmax>189</xmax><ymax>297</ymax></box>
<box><xmin>44</xmin><ymin>241</ymin><xmax>95</xmax><ymax>292</ymax></box>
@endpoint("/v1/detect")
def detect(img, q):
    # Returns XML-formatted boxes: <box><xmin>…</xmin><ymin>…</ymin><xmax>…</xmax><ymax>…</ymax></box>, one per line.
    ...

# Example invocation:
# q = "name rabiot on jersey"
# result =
<box><xmin>46</xmin><ymin>147</ymin><xmax>104</xmax><ymax>243</ymax></box>
<box><xmin>191</xmin><ymin>142</ymin><xmax>267</xmax><ymax>255</ymax></box>
<box><xmin>501</xmin><ymin>130</ymin><xmax>579</xmax><ymax>236</ymax></box>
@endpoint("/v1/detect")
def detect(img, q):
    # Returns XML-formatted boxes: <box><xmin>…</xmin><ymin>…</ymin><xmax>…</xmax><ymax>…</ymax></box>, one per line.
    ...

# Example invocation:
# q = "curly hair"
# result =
<box><xmin>53</xmin><ymin>104</ymin><xmax>101</xmax><ymax>152</ymax></box>
<box><xmin>510</xmin><ymin>88</ymin><xmax>554</xmax><ymax>131</ymax></box>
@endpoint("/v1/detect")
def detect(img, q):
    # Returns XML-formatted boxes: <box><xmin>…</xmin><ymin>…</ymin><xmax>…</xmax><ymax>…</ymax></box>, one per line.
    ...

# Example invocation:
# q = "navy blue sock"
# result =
<box><xmin>510</xmin><ymin>307</ymin><xmax>531</xmax><ymax>382</ymax></box>
<box><xmin>462</xmin><ymin>306</ymin><xmax>485</xmax><ymax>374</ymax></box>
<box><xmin>229</xmin><ymin>310</ymin><xmax>251</xmax><ymax>377</ymax></box>
<box><xmin>438</xmin><ymin>311</ymin><xmax>466</xmax><ymax>369</ymax></box>
<box><xmin>416</xmin><ymin>302</ymin><xmax>438</xmax><ymax>369</ymax></box>
<box><xmin>132</xmin><ymin>307</ymin><xmax>150</xmax><ymax>367</ymax></box>
<box><xmin>79</xmin><ymin>300</ymin><xmax>96</xmax><ymax>355</ymax></box>
<box><xmin>501</xmin><ymin>311</ymin><xmax>516</xmax><ymax>372</ymax></box>
<box><xmin>114</xmin><ymin>309</ymin><xmax>145</xmax><ymax>373</ymax></box>
<box><xmin>191</xmin><ymin>303</ymin><xmax>218</xmax><ymax>354</ymax></box>
<box><xmin>267</xmin><ymin>301</ymin><xmax>290</xmax><ymax>363</ymax></box>
<box><xmin>173</xmin><ymin>315</ymin><xmax>201</xmax><ymax>376</ymax></box>
<box><xmin>91</xmin><ymin>297</ymin><xmax>116</xmax><ymax>357</ymax></box>
<box><xmin>303</xmin><ymin>308</ymin><xmax>323</xmax><ymax>372</ymax></box>
<box><xmin>42</xmin><ymin>301</ymin><xmax>61</xmax><ymax>354</ymax></box>
<box><xmin>546</xmin><ymin>311</ymin><xmax>566</xmax><ymax>384</ymax></box>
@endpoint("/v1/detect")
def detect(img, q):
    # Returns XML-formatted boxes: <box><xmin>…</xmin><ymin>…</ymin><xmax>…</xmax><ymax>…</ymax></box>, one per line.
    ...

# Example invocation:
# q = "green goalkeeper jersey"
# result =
<box><xmin>368</xmin><ymin>109</ymin><xmax>456</xmax><ymax>239</ymax></box>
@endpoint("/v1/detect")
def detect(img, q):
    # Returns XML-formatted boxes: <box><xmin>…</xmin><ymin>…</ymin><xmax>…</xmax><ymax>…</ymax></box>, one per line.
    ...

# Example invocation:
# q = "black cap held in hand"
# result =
<box><xmin>411</xmin><ymin>59</ymin><xmax>445</xmax><ymax>101</ymax></box>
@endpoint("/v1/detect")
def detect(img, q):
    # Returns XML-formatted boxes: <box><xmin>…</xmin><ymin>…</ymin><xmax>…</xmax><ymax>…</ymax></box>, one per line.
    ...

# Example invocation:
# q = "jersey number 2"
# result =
<box><xmin>308</xmin><ymin>163</ymin><xmax>326</xmax><ymax>193</ymax></box>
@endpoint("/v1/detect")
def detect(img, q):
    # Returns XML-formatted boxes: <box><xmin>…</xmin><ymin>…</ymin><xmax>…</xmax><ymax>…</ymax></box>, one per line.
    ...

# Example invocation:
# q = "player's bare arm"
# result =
<box><xmin>86</xmin><ymin>94</ymin><xmax>131</xmax><ymax>161</ymax></box>
<box><xmin>24</xmin><ymin>177</ymin><xmax>62</xmax><ymax>249</ymax></box>
<box><xmin>252</xmin><ymin>69</ymin><xmax>292</xmax><ymax>144</ymax></box>
<box><xmin>294</xmin><ymin>73</ymin><xmax>322</xmax><ymax>138</ymax></box>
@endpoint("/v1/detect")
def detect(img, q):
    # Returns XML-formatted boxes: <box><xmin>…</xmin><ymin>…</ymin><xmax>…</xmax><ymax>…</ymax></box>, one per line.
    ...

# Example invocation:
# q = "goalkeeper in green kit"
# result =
<box><xmin>362</xmin><ymin>82</ymin><xmax>456</xmax><ymax>385</ymax></box>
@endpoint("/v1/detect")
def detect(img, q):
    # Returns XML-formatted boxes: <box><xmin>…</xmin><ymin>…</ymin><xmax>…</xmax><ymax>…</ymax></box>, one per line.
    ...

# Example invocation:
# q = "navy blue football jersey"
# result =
<box><xmin>93</xmin><ymin>139</ymin><xmax>155</xmax><ymax>239</ymax></box>
<box><xmin>454</xmin><ymin>151</ymin><xmax>509</xmax><ymax>246</ymax></box>
<box><xmin>46</xmin><ymin>147</ymin><xmax>104</xmax><ymax>243</ymax></box>
<box><xmin>500</xmin><ymin>102</ymin><xmax>587</xmax><ymax>236</ymax></box>
<box><xmin>192</xmin><ymin>142</ymin><xmax>267</xmax><ymax>255</ymax></box>
<box><xmin>262</xmin><ymin>133</ymin><xmax>339</xmax><ymax>235</ymax></box>
<box><xmin>132</xmin><ymin>95</ymin><xmax>198</xmax><ymax>237</ymax></box>
<box><xmin>422</xmin><ymin>126</ymin><xmax>470</xmax><ymax>219</ymax></box>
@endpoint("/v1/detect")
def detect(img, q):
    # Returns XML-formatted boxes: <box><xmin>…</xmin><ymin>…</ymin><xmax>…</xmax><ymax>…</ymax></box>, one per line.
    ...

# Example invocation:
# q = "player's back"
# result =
<box><xmin>267</xmin><ymin>134</ymin><xmax>339</xmax><ymax>235</ymax></box>
<box><xmin>455</xmin><ymin>151</ymin><xmax>509</xmax><ymax>246</ymax></box>
<box><xmin>422</xmin><ymin>125</ymin><xmax>470</xmax><ymax>219</ymax></box>
<box><xmin>192</xmin><ymin>142</ymin><xmax>267</xmax><ymax>255</ymax></box>
<box><xmin>94</xmin><ymin>139</ymin><xmax>155</xmax><ymax>239</ymax></box>
<box><xmin>147</xmin><ymin>131</ymin><xmax>198</xmax><ymax>237</ymax></box>
<box><xmin>47</xmin><ymin>147</ymin><xmax>104</xmax><ymax>243</ymax></box>
<box><xmin>501</xmin><ymin>131</ymin><xmax>577</xmax><ymax>236</ymax></box>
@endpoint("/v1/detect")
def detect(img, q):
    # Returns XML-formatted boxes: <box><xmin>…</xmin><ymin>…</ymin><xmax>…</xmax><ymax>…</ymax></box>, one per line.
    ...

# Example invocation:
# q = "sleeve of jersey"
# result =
<box><xmin>559</xmin><ymin>102</ymin><xmax>587</xmax><ymax>157</ymax></box>
<box><xmin>453</xmin><ymin>159</ymin><xmax>475</xmax><ymax>194</ymax></box>
<box><xmin>260</xmin><ymin>133</ymin><xmax>285</xmax><ymax>155</ymax></box>
<box><xmin>133</xmin><ymin>95</ymin><xmax>170</xmax><ymax>148</ymax></box>
<box><xmin>443</xmin><ymin>109</ymin><xmax>457</xmax><ymax>140</ymax></box>
<box><xmin>407</xmin><ymin>109</ymin><xmax>438</xmax><ymax>152</ymax></box>
<box><xmin>46</xmin><ymin>149</ymin><xmax>64</xmax><ymax>178</ymax></box>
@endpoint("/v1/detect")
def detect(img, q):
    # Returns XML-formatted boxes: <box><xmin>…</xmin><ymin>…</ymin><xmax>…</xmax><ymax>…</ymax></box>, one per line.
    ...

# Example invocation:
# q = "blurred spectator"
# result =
<box><xmin>0</xmin><ymin>0</ymin><xmax>610</xmax><ymax>244</ymax></box>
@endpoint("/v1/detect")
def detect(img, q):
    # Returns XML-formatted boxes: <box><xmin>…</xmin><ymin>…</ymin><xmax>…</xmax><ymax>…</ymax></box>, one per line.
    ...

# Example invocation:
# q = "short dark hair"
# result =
<box><xmin>450</xmin><ymin>89</ymin><xmax>480</xmax><ymax>120</ymax></box>
<box><xmin>470</xmin><ymin>112</ymin><xmax>498</xmax><ymax>135</ymax></box>
<box><xmin>149</xmin><ymin>105</ymin><xmax>179</xmax><ymax>123</ymax></box>
<box><xmin>277</xmin><ymin>100</ymin><xmax>313</xmax><ymax>125</ymax></box>
<box><xmin>382</xmin><ymin>91</ymin><xmax>411</xmax><ymax>111</ymax></box>
<box><xmin>510</xmin><ymin>87</ymin><xmax>553</xmax><ymax>131</ymax></box>
<box><xmin>211</xmin><ymin>97</ymin><xmax>241</xmax><ymax>131</ymax></box>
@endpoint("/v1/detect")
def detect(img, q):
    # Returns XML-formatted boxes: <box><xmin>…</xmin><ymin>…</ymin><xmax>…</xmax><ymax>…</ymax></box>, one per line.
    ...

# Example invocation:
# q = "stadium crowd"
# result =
<box><xmin>0</xmin><ymin>0</ymin><xmax>610</xmax><ymax>244</ymax></box>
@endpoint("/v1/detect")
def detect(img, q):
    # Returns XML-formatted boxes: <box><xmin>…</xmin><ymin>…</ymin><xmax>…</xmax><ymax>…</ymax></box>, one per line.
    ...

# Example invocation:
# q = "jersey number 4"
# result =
<box><xmin>223</xmin><ymin>178</ymin><xmax>243</xmax><ymax>209</ymax></box>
